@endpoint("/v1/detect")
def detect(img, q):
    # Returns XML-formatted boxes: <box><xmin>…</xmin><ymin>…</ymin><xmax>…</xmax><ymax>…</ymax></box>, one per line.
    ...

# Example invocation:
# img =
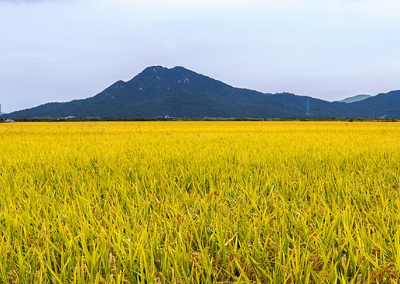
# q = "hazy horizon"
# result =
<box><xmin>1</xmin><ymin>0</ymin><xmax>399</xmax><ymax>113</ymax></box>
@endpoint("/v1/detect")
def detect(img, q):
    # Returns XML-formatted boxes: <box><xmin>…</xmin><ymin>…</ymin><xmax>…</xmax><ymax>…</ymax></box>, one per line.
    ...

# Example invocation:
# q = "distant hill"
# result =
<box><xmin>2</xmin><ymin>66</ymin><xmax>400</xmax><ymax>119</ymax></box>
<box><xmin>339</xmin><ymin>94</ymin><xmax>372</xmax><ymax>103</ymax></box>
<box><xmin>348</xmin><ymin>90</ymin><xmax>400</xmax><ymax>118</ymax></box>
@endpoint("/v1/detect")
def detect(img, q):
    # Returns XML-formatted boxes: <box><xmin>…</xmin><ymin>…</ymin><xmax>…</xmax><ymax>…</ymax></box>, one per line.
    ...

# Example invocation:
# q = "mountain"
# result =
<box><xmin>347</xmin><ymin>90</ymin><xmax>400</xmax><ymax>118</ymax></box>
<box><xmin>339</xmin><ymin>94</ymin><xmax>372</xmax><ymax>103</ymax></box>
<box><xmin>2</xmin><ymin>66</ymin><xmax>400</xmax><ymax>119</ymax></box>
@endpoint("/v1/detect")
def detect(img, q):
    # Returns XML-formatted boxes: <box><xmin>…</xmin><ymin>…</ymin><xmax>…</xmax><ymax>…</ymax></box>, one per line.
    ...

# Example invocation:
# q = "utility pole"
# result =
<box><xmin>306</xmin><ymin>98</ymin><xmax>311</xmax><ymax>117</ymax></box>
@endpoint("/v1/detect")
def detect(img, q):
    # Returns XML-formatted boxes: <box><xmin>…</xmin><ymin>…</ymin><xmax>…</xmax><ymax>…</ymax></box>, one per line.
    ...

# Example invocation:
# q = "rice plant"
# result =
<box><xmin>0</xmin><ymin>121</ymin><xmax>399</xmax><ymax>283</ymax></box>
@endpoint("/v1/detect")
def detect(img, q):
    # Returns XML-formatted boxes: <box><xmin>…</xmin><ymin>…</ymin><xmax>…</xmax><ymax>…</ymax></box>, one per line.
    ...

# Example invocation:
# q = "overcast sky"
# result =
<box><xmin>1</xmin><ymin>0</ymin><xmax>399</xmax><ymax>113</ymax></box>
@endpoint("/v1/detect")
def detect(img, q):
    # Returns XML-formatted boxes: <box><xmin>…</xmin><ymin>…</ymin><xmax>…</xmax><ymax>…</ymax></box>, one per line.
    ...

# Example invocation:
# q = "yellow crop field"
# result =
<box><xmin>1</xmin><ymin>121</ymin><xmax>400</xmax><ymax>283</ymax></box>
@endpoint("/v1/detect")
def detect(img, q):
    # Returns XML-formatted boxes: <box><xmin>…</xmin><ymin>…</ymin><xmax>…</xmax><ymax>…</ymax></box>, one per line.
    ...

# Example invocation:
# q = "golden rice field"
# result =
<box><xmin>1</xmin><ymin>121</ymin><xmax>400</xmax><ymax>283</ymax></box>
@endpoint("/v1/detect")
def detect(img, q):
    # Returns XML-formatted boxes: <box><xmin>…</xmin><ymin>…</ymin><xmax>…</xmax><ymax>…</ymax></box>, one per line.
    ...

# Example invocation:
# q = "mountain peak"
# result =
<box><xmin>140</xmin><ymin>65</ymin><xmax>195</xmax><ymax>75</ymax></box>
<box><xmin>139</xmin><ymin>66</ymin><xmax>168</xmax><ymax>76</ymax></box>
<box><xmin>143</xmin><ymin>65</ymin><xmax>168</xmax><ymax>72</ymax></box>
<box><xmin>338</xmin><ymin>94</ymin><xmax>372</xmax><ymax>103</ymax></box>
<box><xmin>129</xmin><ymin>65</ymin><xmax>203</xmax><ymax>87</ymax></box>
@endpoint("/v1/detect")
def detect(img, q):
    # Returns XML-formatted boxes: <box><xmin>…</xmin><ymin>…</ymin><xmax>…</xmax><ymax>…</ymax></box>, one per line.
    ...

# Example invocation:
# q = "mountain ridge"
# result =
<box><xmin>338</xmin><ymin>94</ymin><xmax>372</xmax><ymax>104</ymax></box>
<box><xmin>2</xmin><ymin>66</ymin><xmax>400</xmax><ymax>119</ymax></box>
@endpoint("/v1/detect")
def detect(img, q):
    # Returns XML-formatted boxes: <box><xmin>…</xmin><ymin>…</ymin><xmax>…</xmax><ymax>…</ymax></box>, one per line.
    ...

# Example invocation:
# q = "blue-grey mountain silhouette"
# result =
<box><xmin>2</xmin><ymin>66</ymin><xmax>400</xmax><ymax>119</ymax></box>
